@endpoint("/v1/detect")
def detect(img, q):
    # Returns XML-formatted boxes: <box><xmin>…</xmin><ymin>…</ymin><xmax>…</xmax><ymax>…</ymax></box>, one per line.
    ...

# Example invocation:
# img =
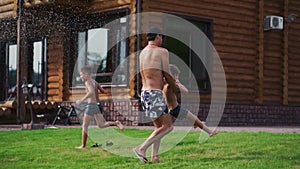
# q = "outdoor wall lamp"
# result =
<box><xmin>285</xmin><ymin>13</ymin><xmax>298</xmax><ymax>23</ymax></box>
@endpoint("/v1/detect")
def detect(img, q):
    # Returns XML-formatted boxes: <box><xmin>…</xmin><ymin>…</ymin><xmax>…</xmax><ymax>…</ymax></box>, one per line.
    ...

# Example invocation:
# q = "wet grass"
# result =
<box><xmin>0</xmin><ymin>128</ymin><xmax>299</xmax><ymax>169</ymax></box>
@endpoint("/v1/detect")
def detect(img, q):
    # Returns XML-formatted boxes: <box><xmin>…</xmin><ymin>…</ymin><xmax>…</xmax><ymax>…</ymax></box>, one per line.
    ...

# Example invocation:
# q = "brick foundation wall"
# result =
<box><xmin>200</xmin><ymin>103</ymin><xmax>300</xmax><ymax>126</ymax></box>
<box><xmin>101</xmin><ymin>100</ymin><xmax>141</xmax><ymax>126</ymax></box>
<box><xmin>103</xmin><ymin>100</ymin><xmax>300</xmax><ymax>126</ymax></box>
<box><xmin>100</xmin><ymin>100</ymin><xmax>300</xmax><ymax>126</ymax></box>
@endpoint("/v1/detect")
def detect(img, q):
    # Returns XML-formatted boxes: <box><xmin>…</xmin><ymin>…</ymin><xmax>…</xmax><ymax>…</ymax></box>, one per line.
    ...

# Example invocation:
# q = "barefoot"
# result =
<box><xmin>151</xmin><ymin>156</ymin><xmax>161</xmax><ymax>163</ymax></box>
<box><xmin>116</xmin><ymin>121</ymin><xmax>124</xmax><ymax>132</ymax></box>
<box><xmin>75</xmin><ymin>145</ymin><xmax>86</xmax><ymax>149</ymax></box>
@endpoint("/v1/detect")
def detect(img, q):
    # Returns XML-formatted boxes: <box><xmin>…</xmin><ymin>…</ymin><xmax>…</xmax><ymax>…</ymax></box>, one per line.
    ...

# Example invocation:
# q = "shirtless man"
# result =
<box><xmin>163</xmin><ymin>64</ymin><xmax>218</xmax><ymax>137</ymax></box>
<box><xmin>133</xmin><ymin>27</ymin><xmax>179</xmax><ymax>163</ymax></box>
<box><xmin>75</xmin><ymin>66</ymin><xmax>124</xmax><ymax>149</ymax></box>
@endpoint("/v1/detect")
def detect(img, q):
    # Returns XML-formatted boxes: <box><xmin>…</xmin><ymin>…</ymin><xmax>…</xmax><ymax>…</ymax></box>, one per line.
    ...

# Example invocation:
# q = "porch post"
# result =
<box><xmin>16</xmin><ymin>0</ymin><xmax>27</xmax><ymax>123</ymax></box>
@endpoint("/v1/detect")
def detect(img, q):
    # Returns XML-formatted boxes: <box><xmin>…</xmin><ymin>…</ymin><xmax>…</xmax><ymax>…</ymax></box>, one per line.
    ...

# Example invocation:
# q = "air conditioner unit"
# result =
<box><xmin>264</xmin><ymin>16</ymin><xmax>284</xmax><ymax>31</ymax></box>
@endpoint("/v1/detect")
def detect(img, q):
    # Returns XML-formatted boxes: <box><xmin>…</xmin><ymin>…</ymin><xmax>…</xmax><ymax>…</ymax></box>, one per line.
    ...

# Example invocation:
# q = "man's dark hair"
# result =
<box><xmin>147</xmin><ymin>26</ymin><xmax>161</xmax><ymax>41</ymax></box>
<box><xmin>81</xmin><ymin>66</ymin><xmax>92</xmax><ymax>75</ymax></box>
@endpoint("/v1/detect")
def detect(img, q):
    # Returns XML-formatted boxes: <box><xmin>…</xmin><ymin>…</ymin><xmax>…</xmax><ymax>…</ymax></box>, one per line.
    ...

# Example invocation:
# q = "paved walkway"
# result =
<box><xmin>1</xmin><ymin>124</ymin><xmax>300</xmax><ymax>133</ymax></box>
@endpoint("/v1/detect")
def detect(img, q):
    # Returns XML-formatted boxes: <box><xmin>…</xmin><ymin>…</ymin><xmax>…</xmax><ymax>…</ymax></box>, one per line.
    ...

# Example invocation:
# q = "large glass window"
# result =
<box><xmin>164</xmin><ymin>15</ymin><xmax>213</xmax><ymax>92</ymax></box>
<box><xmin>76</xmin><ymin>28</ymin><xmax>109</xmax><ymax>84</ymax></box>
<box><xmin>0</xmin><ymin>39</ymin><xmax>48</xmax><ymax>101</ymax></box>
<box><xmin>29</xmin><ymin>39</ymin><xmax>47</xmax><ymax>100</ymax></box>
<box><xmin>70</xmin><ymin>9</ymin><xmax>129</xmax><ymax>87</ymax></box>
<box><xmin>7</xmin><ymin>44</ymin><xmax>17</xmax><ymax>99</ymax></box>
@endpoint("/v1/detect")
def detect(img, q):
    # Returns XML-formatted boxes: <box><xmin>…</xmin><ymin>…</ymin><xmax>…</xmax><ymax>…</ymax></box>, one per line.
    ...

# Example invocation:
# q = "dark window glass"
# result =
<box><xmin>164</xmin><ymin>15</ymin><xmax>213</xmax><ymax>93</ymax></box>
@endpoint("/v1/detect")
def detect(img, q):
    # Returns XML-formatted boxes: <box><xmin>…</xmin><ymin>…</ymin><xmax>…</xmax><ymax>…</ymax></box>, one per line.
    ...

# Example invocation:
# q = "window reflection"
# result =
<box><xmin>33</xmin><ymin>41</ymin><xmax>42</xmax><ymax>86</ymax></box>
<box><xmin>8</xmin><ymin>44</ymin><xmax>17</xmax><ymax>95</ymax></box>
<box><xmin>29</xmin><ymin>39</ymin><xmax>47</xmax><ymax>100</ymax></box>
<box><xmin>70</xmin><ymin>10</ymin><xmax>129</xmax><ymax>87</ymax></box>
<box><xmin>75</xmin><ymin>25</ymin><xmax>128</xmax><ymax>86</ymax></box>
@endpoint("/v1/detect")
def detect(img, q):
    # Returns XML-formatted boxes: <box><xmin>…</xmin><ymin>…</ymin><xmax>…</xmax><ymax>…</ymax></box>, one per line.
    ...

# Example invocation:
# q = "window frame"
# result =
<box><xmin>5</xmin><ymin>42</ymin><xmax>17</xmax><ymax>100</ymax></box>
<box><xmin>0</xmin><ymin>37</ymin><xmax>48</xmax><ymax>101</ymax></box>
<box><xmin>69</xmin><ymin>8</ymin><xmax>130</xmax><ymax>89</ymax></box>
<box><xmin>164</xmin><ymin>13</ymin><xmax>214</xmax><ymax>93</ymax></box>
<box><xmin>27</xmin><ymin>37</ymin><xmax>48</xmax><ymax>100</ymax></box>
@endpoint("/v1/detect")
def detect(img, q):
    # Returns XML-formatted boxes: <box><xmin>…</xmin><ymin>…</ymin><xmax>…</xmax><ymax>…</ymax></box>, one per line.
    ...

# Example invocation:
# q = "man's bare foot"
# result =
<box><xmin>116</xmin><ymin>121</ymin><xmax>124</xmax><ymax>132</ymax></box>
<box><xmin>151</xmin><ymin>156</ymin><xmax>161</xmax><ymax>163</ymax></box>
<box><xmin>75</xmin><ymin>145</ymin><xmax>86</xmax><ymax>149</ymax></box>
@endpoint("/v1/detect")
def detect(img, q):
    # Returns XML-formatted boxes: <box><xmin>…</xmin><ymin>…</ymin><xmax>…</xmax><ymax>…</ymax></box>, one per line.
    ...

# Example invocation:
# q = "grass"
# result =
<box><xmin>0</xmin><ymin>127</ymin><xmax>300</xmax><ymax>169</ymax></box>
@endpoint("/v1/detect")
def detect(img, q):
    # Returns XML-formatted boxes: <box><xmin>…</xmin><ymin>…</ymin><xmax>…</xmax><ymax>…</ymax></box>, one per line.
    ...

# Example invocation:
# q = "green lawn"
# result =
<box><xmin>0</xmin><ymin>127</ymin><xmax>299</xmax><ymax>169</ymax></box>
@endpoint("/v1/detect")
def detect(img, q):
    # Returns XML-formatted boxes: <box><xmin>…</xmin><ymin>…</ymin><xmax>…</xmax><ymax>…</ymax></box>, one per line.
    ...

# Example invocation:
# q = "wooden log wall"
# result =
<box><xmin>0</xmin><ymin>0</ymin><xmax>17</xmax><ymax>19</ymax></box>
<box><xmin>263</xmin><ymin>0</ymin><xmax>284</xmax><ymax>104</ymax></box>
<box><xmin>142</xmin><ymin>0</ymin><xmax>300</xmax><ymax>105</ymax></box>
<box><xmin>24</xmin><ymin>0</ymin><xmax>88</xmax><ymax>8</ymax></box>
<box><xmin>47</xmin><ymin>39</ymin><xmax>64</xmax><ymax>101</ymax></box>
<box><xmin>88</xmin><ymin>0</ymin><xmax>131</xmax><ymax>13</ymax></box>
<box><xmin>1</xmin><ymin>0</ymin><xmax>298</xmax><ymax>105</ymax></box>
<box><xmin>288</xmin><ymin>0</ymin><xmax>300</xmax><ymax>104</ymax></box>
<box><xmin>142</xmin><ymin>0</ymin><xmax>259</xmax><ymax>103</ymax></box>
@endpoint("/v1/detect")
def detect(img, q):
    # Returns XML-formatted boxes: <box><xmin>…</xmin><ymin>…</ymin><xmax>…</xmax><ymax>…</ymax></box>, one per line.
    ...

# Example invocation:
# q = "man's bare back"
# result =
<box><xmin>139</xmin><ymin>45</ymin><xmax>169</xmax><ymax>90</ymax></box>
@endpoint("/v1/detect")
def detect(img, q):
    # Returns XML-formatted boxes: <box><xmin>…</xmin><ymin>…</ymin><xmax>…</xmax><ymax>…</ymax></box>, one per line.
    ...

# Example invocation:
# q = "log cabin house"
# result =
<box><xmin>0</xmin><ymin>0</ymin><xmax>299</xmax><ymax>126</ymax></box>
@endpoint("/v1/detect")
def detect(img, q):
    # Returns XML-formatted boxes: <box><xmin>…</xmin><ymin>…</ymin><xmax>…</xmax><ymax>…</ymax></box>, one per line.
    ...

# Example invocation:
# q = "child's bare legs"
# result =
<box><xmin>76</xmin><ymin>114</ymin><xmax>92</xmax><ymax>149</ymax></box>
<box><xmin>76</xmin><ymin>113</ymin><xmax>125</xmax><ymax>149</ymax></box>
<box><xmin>186</xmin><ymin>112</ymin><xmax>218</xmax><ymax>137</ymax></box>
<box><xmin>94</xmin><ymin>114</ymin><xmax>124</xmax><ymax>131</ymax></box>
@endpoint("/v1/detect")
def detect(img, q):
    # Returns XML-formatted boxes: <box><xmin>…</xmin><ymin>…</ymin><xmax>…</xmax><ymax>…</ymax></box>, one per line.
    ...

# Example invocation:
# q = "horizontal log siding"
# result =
<box><xmin>263</xmin><ymin>0</ymin><xmax>284</xmax><ymax>103</ymax></box>
<box><xmin>143</xmin><ymin>0</ymin><xmax>258</xmax><ymax>103</ymax></box>
<box><xmin>47</xmin><ymin>37</ymin><xmax>64</xmax><ymax>101</ymax></box>
<box><xmin>0</xmin><ymin>0</ymin><xmax>16</xmax><ymax>19</ymax></box>
<box><xmin>88</xmin><ymin>0</ymin><xmax>131</xmax><ymax>12</ymax></box>
<box><xmin>288</xmin><ymin>0</ymin><xmax>300</xmax><ymax>104</ymax></box>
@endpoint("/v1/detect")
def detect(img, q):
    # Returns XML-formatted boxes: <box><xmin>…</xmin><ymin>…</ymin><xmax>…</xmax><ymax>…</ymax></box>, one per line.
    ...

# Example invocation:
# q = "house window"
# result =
<box><xmin>164</xmin><ymin>15</ymin><xmax>213</xmax><ymax>93</ymax></box>
<box><xmin>28</xmin><ymin>39</ymin><xmax>47</xmax><ymax>100</ymax></box>
<box><xmin>6</xmin><ymin>44</ymin><xmax>17</xmax><ymax>100</ymax></box>
<box><xmin>70</xmin><ymin>9</ymin><xmax>129</xmax><ymax>87</ymax></box>
<box><xmin>0</xmin><ymin>43</ymin><xmax>18</xmax><ymax>100</ymax></box>
<box><xmin>0</xmin><ymin>38</ymin><xmax>47</xmax><ymax>101</ymax></box>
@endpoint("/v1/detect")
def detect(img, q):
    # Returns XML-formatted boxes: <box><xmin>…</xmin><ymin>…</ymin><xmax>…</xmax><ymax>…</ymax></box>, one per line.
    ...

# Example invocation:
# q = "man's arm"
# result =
<box><xmin>161</xmin><ymin>49</ymin><xmax>179</xmax><ymax>93</ymax></box>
